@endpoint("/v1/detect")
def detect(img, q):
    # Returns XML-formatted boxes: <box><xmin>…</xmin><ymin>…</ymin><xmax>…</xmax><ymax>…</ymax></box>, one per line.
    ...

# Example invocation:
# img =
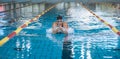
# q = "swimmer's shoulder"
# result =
<box><xmin>53</xmin><ymin>22</ymin><xmax>57</xmax><ymax>24</ymax></box>
<box><xmin>63</xmin><ymin>22</ymin><xmax>68</xmax><ymax>25</ymax></box>
<box><xmin>52</xmin><ymin>22</ymin><xmax>58</xmax><ymax>26</ymax></box>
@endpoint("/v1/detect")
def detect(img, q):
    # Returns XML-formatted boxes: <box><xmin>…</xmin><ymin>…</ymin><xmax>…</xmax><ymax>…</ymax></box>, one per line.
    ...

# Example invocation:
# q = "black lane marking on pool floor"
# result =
<box><xmin>62</xmin><ymin>41</ymin><xmax>73</xmax><ymax>59</ymax></box>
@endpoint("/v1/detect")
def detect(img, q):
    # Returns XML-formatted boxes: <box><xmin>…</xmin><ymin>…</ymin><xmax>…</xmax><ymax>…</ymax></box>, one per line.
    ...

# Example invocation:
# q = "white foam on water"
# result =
<box><xmin>25</xmin><ymin>22</ymin><xmax>42</xmax><ymax>29</ymax></box>
<box><xmin>46</xmin><ymin>27</ymin><xmax>74</xmax><ymax>44</ymax></box>
<box><xmin>0</xmin><ymin>29</ymin><xmax>4</xmax><ymax>35</ymax></box>
<box><xmin>103</xmin><ymin>56</ymin><xmax>113</xmax><ymax>59</ymax></box>
<box><xmin>46</xmin><ymin>27</ymin><xmax>74</xmax><ymax>34</ymax></box>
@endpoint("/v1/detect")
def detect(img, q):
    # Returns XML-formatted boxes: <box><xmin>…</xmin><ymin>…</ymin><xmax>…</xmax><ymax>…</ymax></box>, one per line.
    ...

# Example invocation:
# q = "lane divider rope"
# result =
<box><xmin>80</xmin><ymin>3</ymin><xmax>120</xmax><ymax>36</ymax></box>
<box><xmin>0</xmin><ymin>4</ymin><xmax>58</xmax><ymax>46</ymax></box>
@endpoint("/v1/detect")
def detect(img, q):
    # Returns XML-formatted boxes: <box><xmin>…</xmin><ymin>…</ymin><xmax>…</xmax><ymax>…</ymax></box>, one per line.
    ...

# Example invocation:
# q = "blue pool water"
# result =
<box><xmin>0</xmin><ymin>3</ymin><xmax>120</xmax><ymax>59</ymax></box>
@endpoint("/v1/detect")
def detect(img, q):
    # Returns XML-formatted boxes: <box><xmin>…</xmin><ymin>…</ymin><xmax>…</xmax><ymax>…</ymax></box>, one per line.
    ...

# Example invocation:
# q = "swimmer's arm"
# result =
<box><xmin>63</xmin><ymin>22</ymin><xmax>68</xmax><ymax>34</ymax></box>
<box><xmin>52</xmin><ymin>22</ymin><xmax>59</xmax><ymax>34</ymax></box>
<box><xmin>63</xmin><ymin>22</ymin><xmax>68</xmax><ymax>30</ymax></box>
<box><xmin>52</xmin><ymin>22</ymin><xmax>56</xmax><ymax>28</ymax></box>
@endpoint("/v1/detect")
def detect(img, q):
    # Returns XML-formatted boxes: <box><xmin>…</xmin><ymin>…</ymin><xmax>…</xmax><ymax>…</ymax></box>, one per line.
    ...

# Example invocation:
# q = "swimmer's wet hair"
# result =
<box><xmin>57</xmin><ymin>15</ymin><xmax>62</xmax><ymax>20</ymax></box>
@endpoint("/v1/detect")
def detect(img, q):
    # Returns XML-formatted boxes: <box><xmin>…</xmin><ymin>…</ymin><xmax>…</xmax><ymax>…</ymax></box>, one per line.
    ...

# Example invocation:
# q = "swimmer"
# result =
<box><xmin>52</xmin><ymin>15</ymin><xmax>68</xmax><ymax>34</ymax></box>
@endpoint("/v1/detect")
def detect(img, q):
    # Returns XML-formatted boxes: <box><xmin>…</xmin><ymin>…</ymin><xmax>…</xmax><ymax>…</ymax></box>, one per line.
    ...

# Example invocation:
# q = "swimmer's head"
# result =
<box><xmin>57</xmin><ymin>15</ymin><xmax>62</xmax><ymax>20</ymax></box>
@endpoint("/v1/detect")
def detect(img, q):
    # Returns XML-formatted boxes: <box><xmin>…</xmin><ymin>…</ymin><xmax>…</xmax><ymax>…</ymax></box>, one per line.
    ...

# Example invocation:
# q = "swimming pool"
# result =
<box><xmin>0</xmin><ymin>3</ymin><xmax>120</xmax><ymax>59</ymax></box>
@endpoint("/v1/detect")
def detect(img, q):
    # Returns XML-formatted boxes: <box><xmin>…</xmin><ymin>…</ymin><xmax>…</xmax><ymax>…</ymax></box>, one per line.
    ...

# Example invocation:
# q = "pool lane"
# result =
<box><xmin>0</xmin><ymin>3</ymin><xmax>65</xmax><ymax>59</ymax></box>
<box><xmin>63</xmin><ymin>3</ymin><xmax>120</xmax><ymax>59</ymax></box>
<box><xmin>80</xmin><ymin>3</ymin><xmax>120</xmax><ymax>36</ymax></box>
<box><xmin>0</xmin><ymin>4</ymin><xmax>57</xmax><ymax>46</ymax></box>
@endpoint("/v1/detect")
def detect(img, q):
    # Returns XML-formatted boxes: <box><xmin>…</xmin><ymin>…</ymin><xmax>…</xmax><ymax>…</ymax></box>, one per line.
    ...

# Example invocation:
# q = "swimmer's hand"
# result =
<box><xmin>59</xmin><ymin>26</ymin><xmax>63</xmax><ymax>30</ymax></box>
<box><xmin>59</xmin><ymin>27</ymin><xmax>68</xmax><ymax>34</ymax></box>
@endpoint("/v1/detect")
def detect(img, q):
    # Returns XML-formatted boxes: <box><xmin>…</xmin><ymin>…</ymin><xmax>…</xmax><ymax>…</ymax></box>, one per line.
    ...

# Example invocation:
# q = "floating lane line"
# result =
<box><xmin>0</xmin><ymin>4</ymin><xmax>58</xmax><ymax>46</ymax></box>
<box><xmin>80</xmin><ymin>3</ymin><xmax>120</xmax><ymax>36</ymax></box>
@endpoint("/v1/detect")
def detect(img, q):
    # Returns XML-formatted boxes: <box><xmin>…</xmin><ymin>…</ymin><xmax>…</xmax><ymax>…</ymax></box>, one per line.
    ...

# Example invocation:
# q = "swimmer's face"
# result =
<box><xmin>57</xmin><ymin>19</ymin><xmax>63</xmax><ymax>25</ymax></box>
<box><xmin>57</xmin><ymin>19</ymin><xmax>62</xmax><ymax>22</ymax></box>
